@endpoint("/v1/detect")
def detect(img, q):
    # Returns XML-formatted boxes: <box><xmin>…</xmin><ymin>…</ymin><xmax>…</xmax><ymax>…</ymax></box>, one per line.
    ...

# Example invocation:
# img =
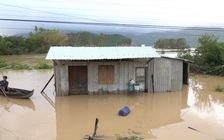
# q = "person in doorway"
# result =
<box><xmin>0</xmin><ymin>76</ymin><xmax>10</xmax><ymax>92</ymax></box>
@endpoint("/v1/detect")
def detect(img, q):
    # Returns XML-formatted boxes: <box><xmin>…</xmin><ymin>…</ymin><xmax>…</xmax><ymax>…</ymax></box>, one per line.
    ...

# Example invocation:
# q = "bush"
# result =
<box><xmin>161</xmin><ymin>49</ymin><xmax>165</xmax><ymax>54</ymax></box>
<box><xmin>9</xmin><ymin>62</ymin><xmax>32</xmax><ymax>70</ymax></box>
<box><xmin>178</xmin><ymin>34</ymin><xmax>224</xmax><ymax>76</ymax></box>
<box><xmin>0</xmin><ymin>58</ymin><xmax>8</xmax><ymax>68</ymax></box>
<box><xmin>34</xmin><ymin>62</ymin><xmax>53</xmax><ymax>69</ymax></box>
<box><xmin>215</xmin><ymin>85</ymin><xmax>224</xmax><ymax>92</ymax></box>
<box><xmin>116</xmin><ymin>136</ymin><xmax>143</xmax><ymax>140</ymax></box>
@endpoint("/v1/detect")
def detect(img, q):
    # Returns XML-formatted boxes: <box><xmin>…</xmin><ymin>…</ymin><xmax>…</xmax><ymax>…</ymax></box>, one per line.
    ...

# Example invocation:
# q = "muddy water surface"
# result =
<box><xmin>0</xmin><ymin>70</ymin><xmax>224</xmax><ymax>140</ymax></box>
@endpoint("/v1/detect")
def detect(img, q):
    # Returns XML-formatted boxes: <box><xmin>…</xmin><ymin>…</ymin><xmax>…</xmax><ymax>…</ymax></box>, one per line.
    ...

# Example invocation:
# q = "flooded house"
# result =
<box><xmin>46</xmin><ymin>46</ymin><xmax>190</xmax><ymax>96</ymax></box>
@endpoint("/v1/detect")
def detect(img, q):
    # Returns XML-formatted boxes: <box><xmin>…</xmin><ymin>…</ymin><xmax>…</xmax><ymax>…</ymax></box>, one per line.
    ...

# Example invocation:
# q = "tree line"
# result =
<box><xmin>154</xmin><ymin>35</ymin><xmax>224</xmax><ymax>76</ymax></box>
<box><xmin>154</xmin><ymin>38</ymin><xmax>189</xmax><ymax>49</ymax></box>
<box><xmin>0</xmin><ymin>26</ymin><xmax>133</xmax><ymax>55</ymax></box>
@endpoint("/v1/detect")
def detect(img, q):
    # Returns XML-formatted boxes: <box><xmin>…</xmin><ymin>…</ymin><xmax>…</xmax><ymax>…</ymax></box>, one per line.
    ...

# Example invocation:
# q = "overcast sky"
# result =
<box><xmin>1</xmin><ymin>0</ymin><xmax>224</xmax><ymax>35</ymax></box>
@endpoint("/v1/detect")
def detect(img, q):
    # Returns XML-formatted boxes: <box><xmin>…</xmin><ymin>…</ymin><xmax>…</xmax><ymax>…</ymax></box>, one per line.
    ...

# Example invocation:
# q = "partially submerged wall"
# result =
<box><xmin>54</xmin><ymin>59</ymin><xmax>148</xmax><ymax>96</ymax></box>
<box><xmin>148</xmin><ymin>58</ymin><xmax>183</xmax><ymax>93</ymax></box>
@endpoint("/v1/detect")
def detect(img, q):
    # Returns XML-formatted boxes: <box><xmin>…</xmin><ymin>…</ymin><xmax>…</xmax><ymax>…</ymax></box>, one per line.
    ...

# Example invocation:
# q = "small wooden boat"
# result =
<box><xmin>0</xmin><ymin>88</ymin><xmax>34</xmax><ymax>99</ymax></box>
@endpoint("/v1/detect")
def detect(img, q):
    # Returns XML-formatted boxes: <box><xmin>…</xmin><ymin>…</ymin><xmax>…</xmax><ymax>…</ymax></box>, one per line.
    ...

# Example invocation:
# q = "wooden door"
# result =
<box><xmin>69</xmin><ymin>66</ymin><xmax>88</xmax><ymax>95</ymax></box>
<box><xmin>136</xmin><ymin>67</ymin><xmax>146</xmax><ymax>91</ymax></box>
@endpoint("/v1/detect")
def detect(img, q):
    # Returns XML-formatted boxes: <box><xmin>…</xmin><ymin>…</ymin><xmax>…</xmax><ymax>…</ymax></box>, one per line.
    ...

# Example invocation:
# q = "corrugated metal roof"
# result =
<box><xmin>161</xmin><ymin>56</ymin><xmax>193</xmax><ymax>63</ymax></box>
<box><xmin>46</xmin><ymin>46</ymin><xmax>161</xmax><ymax>60</ymax></box>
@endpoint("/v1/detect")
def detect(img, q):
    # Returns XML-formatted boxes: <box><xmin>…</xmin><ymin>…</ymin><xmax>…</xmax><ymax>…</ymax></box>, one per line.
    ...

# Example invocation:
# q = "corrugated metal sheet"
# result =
<box><xmin>151</xmin><ymin>58</ymin><xmax>183</xmax><ymax>92</ymax></box>
<box><xmin>153</xmin><ymin>58</ymin><xmax>172</xmax><ymax>92</ymax></box>
<box><xmin>46</xmin><ymin>46</ymin><xmax>160</xmax><ymax>60</ymax></box>
<box><xmin>171</xmin><ymin>60</ymin><xmax>183</xmax><ymax>92</ymax></box>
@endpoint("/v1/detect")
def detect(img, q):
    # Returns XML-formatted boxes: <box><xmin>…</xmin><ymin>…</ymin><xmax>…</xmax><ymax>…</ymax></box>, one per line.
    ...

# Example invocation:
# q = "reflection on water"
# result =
<box><xmin>56</xmin><ymin>93</ymin><xmax>183</xmax><ymax>139</ymax></box>
<box><xmin>0</xmin><ymin>68</ymin><xmax>224</xmax><ymax>140</ymax></box>
<box><xmin>0</xmin><ymin>98</ymin><xmax>35</xmax><ymax>111</ymax></box>
<box><xmin>0</xmin><ymin>69</ymin><xmax>56</xmax><ymax>140</ymax></box>
<box><xmin>184</xmin><ymin>75</ymin><xmax>224</xmax><ymax>140</ymax></box>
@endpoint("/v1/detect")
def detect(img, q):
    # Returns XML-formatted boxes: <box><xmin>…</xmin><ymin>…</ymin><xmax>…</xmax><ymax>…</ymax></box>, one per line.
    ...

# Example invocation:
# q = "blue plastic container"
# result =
<box><xmin>118</xmin><ymin>106</ymin><xmax>130</xmax><ymax>116</ymax></box>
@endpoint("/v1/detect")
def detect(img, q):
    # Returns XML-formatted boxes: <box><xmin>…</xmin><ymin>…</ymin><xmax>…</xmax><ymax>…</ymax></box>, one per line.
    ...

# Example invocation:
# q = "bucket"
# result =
<box><xmin>134</xmin><ymin>84</ymin><xmax>140</xmax><ymax>91</ymax></box>
<box><xmin>139</xmin><ymin>84</ymin><xmax>145</xmax><ymax>91</ymax></box>
<box><xmin>129</xmin><ymin>84</ymin><xmax>134</xmax><ymax>92</ymax></box>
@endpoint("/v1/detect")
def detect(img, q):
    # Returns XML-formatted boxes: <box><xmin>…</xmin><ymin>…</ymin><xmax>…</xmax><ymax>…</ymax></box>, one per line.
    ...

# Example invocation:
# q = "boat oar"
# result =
<box><xmin>84</xmin><ymin>118</ymin><xmax>99</xmax><ymax>140</ymax></box>
<box><xmin>188</xmin><ymin>127</ymin><xmax>200</xmax><ymax>132</ymax></box>
<box><xmin>92</xmin><ymin>118</ymin><xmax>99</xmax><ymax>138</ymax></box>
<box><xmin>0</xmin><ymin>88</ymin><xmax>10</xmax><ymax>101</ymax></box>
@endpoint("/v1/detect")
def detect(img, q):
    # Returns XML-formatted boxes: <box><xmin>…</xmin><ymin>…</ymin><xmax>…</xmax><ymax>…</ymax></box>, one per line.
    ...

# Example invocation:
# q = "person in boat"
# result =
<box><xmin>0</xmin><ymin>76</ymin><xmax>10</xmax><ymax>92</ymax></box>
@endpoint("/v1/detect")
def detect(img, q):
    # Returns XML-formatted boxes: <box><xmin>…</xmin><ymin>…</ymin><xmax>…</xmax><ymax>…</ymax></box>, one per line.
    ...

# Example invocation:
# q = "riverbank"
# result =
<box><xmin>0</xmin><ymin>54</ymin><xmax>52</xmax><ymax>70</ymax></box>
<box><xmin>0</xmin><ymin>54</ymin><xmax>51</xmax><ymax>66</ymax></box>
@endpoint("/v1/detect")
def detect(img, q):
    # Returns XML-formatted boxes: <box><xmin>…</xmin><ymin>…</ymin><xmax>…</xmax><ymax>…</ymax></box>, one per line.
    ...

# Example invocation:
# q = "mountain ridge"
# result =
<box><xmin>13</xmin><ymin>27</ymin><xmax>224</xmax><ymax>47</ymax></box>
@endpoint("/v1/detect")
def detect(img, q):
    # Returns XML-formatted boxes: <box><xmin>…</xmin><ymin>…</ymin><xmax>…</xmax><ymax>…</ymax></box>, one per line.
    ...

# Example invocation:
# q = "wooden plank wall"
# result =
<box><xmin>54</xmin><ymin>59</ymin><xmax>148</xmax><ymax>95</ymax></box>
<box><xmin>88</xmin><ymin>60</ymin><xmax>147</xmax><ymax>94</ymax></box>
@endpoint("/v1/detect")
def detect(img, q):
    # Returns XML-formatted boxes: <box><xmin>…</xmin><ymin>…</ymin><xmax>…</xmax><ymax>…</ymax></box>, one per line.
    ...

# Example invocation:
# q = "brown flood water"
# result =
<box><xmin>0</xmin><ymin>70</ymin><xmax>224</xmax><ymax>139</ymax></box>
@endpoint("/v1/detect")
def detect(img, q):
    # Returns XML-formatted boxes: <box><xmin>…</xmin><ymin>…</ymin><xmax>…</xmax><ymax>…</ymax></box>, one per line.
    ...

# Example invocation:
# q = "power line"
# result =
<box><xmin>0</xmin><ymin>18</ymin><xmax>173</xmax><ymax>29</ymax></box>
<box><xmin>0</xmin><ymin>2</ymin><xmax>104</xmax><ymax>22</ymax></box>
<box><xmin>0</xmin><ymin>13</ymin><xmax>183</xmax><ymax>25</ymax></box>
<box><xmin>32</xmin><ymin>0</ymin><xmax>157</xmax><ymax>7</ymax></box>
<box><xmin>1</xmin><ymin>1</ymin><xmax>224</xmax><ymax>29</ymax></box>
<box><xmin>1</xmin><ymin>18</ymin><xmax>224</xmax><ymax>32</ymax></box>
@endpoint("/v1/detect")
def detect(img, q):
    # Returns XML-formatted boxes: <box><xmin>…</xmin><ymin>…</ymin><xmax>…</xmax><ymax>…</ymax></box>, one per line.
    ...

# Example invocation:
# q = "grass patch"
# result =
<box><xmin>0</xmin><ymin>59</ymin><xmax>53</xmax><ymax>70</ymax></box>
<box><xmin>214</xmin><ymin>85</ymin><xmax>224</xmax><ymax>92</ymax></box>
<box><xmin>116</xmin><ymin>136</ymin><xmax>143</xmax><ymax>140</ymax></box>
<box><xmin>34</xmin><ymin>62</ymin><xmax>53</xmax><ymax>69</ymax></box>
<box><xmin>9</xmin><ymin>62</ymin><xmax>32</xmax><ymax>70</ymax></box>
<box><xmin>0</xmin><ymin>58</ymin><xmax>8</xmax><ymax>68</ymax></box>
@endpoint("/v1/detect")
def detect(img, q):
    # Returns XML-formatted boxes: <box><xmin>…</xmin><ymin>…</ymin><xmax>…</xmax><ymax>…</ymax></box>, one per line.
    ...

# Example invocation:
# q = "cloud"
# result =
<box><xmin>1</xmin><ymin>0</ymin><xmax>224</xmax><ymax>35</ymax></box>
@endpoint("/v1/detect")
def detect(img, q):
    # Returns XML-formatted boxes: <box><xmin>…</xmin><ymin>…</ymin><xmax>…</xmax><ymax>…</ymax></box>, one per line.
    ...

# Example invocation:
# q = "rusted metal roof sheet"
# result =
<box><xmin>46</xmin><ymin>46</ymin><xmax>160</xmax><ymax>60</ymax></box>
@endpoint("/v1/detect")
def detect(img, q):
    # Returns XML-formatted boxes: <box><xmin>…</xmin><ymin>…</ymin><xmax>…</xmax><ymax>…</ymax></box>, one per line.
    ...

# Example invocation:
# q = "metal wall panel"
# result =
<box><xmin>153</xmin><ymin>58</ymin><xmax>172</xmax><ymax>92</ymax></box>
<box><xmin>171</xmin><ymin>60</ymin><xmax>183</xmax><ymax>92</ymax></box>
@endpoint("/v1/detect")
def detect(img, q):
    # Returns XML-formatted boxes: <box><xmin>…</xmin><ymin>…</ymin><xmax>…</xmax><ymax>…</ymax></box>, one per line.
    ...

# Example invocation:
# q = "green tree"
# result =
<box><xmin>0</xmin><ymin>36</ymin><xmax>13</xmax><ymax>55</ymax></box>
<box><xmin>28</xmin><ymin>26</ymin><xmax>68</xmax><ymax>53</ymax></box>
<box><xmin>195</xmin><ymin>34</ymin><xmax>224</xmax><ymax>67</ymax></box>
<box><xmin>179</xmin><ymin>33</ymin><xmax>224</xmax><ymax>75</ymax></box>
<box><xmin>154</xmin><ymin>38</ymin><xmax>188</xmax><ymax>49</ymax></box>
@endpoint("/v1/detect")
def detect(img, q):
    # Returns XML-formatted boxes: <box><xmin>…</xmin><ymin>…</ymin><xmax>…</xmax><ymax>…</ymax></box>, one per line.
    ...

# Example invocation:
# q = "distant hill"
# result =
<box><xmin>67</xmin><ymin>32</ymin><xmax>136</xmax><ymax>46</ymax></box>
<box><xmin>13</xmin><ymin>27</ymin><xmax>224</xmax><ymax>47</ymax></box>
<box><xmin>123</xmin><ymin>28</ymin><xmax>224</xmax><ymax>47</ymax></box>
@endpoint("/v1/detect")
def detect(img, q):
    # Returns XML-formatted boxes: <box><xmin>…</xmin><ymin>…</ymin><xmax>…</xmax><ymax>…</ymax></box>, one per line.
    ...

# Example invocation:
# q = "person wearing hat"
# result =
<box><xmin>0</xmin><ymin>76</ymin><xmax>10</xmax><ymax>92</ymax></box>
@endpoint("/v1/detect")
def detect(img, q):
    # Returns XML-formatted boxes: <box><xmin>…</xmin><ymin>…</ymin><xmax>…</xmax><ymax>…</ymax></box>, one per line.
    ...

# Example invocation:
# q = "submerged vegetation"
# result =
<box><xmin>34</xmin><ymin>62</ymin><xmax>53</xmax><ymax>69</ymax></box>
<box><xmin>0</xmin><ymin>59</ymin><xmax>52</xmax><ymax>70</ymax></box>
<box><xmin>116</xmin><ymin>136</ymin><xmax>143</xmax><ymax>140</ymax></box>
<box><xmin>9</xmin><ymin>62</ymin><xmax>32</xmax><ymax>70</ymax></box>
<box><xmin>214</xmin><ymin>85</ymin><xmax>224</xmax><ymax>92</ymax></box>
<box><xmin>0</xmin><ymin>58</ymin><xmax>8</xmax><ymax>68</ymax></box>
